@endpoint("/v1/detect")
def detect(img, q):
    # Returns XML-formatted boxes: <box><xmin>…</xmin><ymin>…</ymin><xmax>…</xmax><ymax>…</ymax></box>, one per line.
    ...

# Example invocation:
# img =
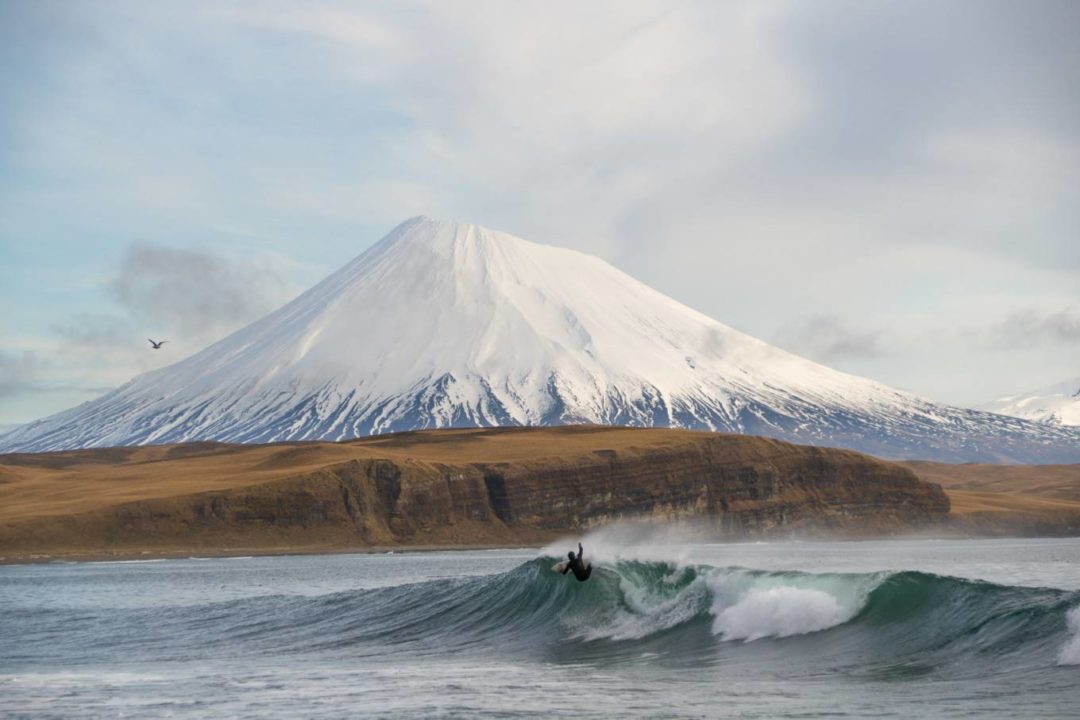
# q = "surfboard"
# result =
<box><xmin>552</xmin><ymin>561</ymin><xmax>569</xmax><ymax>574</ymax></box>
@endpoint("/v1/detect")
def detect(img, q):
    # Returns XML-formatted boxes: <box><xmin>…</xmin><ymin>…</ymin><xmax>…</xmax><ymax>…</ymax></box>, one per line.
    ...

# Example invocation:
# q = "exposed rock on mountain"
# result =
<box><xmin>3</xmin><ymin>217</ymin><xmax>1077</xmax><ymax>462</ymax></box>
<box><xmin>979</xmin><ymin>377</ymin><xmax>1080</xmax><ymax>427</ymax></box>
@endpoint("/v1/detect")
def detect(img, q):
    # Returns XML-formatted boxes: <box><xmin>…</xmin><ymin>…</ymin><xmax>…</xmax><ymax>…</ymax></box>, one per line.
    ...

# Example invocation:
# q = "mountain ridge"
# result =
<box><xmin>3</xmin><ymin>216</ymin><xmax>1078</xmax><ymax>462</ymax></box>
<box><xmin>979</xmin><ymin>377</ymin><xmax>1080</xmax><ymax>427</ymax></box>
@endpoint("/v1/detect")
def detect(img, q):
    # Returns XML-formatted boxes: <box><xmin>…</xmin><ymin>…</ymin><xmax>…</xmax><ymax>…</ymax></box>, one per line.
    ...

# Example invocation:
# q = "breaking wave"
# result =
<box><xmin>1060</xmin><ymin>607</ymin><xmax>1080</xmax><ymax>665</ymax></box>
<box><xmin>7</xmin><ymin>558</ymin><xmax>1079</xmax><ymax>673</ymax></box>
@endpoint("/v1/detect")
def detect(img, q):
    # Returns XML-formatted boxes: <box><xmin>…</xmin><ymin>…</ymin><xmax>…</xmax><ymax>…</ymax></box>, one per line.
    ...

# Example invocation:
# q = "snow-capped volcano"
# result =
<box><xmin>3</xmin><ymin>217</ymin><xmax>1078</xmax><ymax>462</ymax></box>
<box><xmin>979</xmin><ymin>377</ymin><xmax>1080</xmax><ymax>427</ymax></box>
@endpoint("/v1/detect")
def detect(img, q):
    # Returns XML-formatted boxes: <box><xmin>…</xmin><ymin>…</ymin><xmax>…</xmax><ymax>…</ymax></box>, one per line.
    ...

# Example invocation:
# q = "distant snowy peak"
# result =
<box><xmin>980</xmin><ymin>377</ymin><xmax>1080</xmax><ymax>427</ymax></box>
<box><xmin>2</xmin><ymin>216</ymin><xmax>1079</xmax><ymax>463</ymax></box>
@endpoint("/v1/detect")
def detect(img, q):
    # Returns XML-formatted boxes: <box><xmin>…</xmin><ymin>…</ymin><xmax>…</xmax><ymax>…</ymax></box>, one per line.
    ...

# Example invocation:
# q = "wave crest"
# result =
<box><xmin>1059</xmin><ymin>607</ymin><xmax>1080</xmax><ymax>665</ymax></box>
<box><xmin>712</xmin><ymin>586</ymin><xmax>853</xmax><ymax>641</ymax></box>
<box><xmin>23</xmin><ymin>557</ymin><xmax>1075</xmax><ymax>672</ymax></box>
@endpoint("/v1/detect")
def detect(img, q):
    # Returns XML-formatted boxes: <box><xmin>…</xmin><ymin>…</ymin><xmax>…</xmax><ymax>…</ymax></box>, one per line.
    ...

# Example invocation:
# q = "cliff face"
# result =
<box><xmin>0</xmin><ymin>427</ymin><xmax>949</xmax><ymax>559</ymax></box>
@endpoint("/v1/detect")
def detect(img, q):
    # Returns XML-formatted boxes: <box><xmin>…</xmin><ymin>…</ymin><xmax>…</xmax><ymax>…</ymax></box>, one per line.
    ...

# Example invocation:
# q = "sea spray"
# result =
<box><xmin>1060</xmin><ymin>606</ymin><xmax>1080</xmax><ymax>665</ymax></box>
<box><xmin>538</xmin><ymin>521</ymin><xmax>710</xmax><ymax>568</ymax></box>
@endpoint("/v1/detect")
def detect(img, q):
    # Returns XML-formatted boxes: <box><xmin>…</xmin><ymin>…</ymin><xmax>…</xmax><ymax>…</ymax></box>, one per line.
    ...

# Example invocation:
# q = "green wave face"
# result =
<box><xmin>6</xmin><ymin>558</ymin><xmax>1077</xmax><ymax>677</ymax></box>
<box><xmin>226</xmin><ymin>557</ymin><xmax>1079</xmax><ymax>676</ymax></box>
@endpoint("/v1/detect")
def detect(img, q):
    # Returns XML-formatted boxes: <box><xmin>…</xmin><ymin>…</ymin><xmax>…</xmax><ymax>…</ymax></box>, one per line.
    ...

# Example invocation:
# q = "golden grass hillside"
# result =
<box><xmin>0</xmin><ymin>426</ymin><xmax>950</xmax><ymax>561</ymax></box>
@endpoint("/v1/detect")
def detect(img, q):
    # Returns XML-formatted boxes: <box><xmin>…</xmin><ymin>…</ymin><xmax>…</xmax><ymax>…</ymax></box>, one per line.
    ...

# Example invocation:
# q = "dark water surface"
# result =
<box><xmin>2</xmin><ymin>538</ymin><xmax>1079</xmax><ymax>718</ymax></box>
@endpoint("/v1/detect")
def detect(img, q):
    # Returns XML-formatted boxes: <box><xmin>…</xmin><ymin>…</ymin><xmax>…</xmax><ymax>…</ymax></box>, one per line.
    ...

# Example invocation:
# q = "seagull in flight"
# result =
<box><xmin>148</xmin><ymin>338</ymin><xmax>168</xmax><ymax>349</ymax></box>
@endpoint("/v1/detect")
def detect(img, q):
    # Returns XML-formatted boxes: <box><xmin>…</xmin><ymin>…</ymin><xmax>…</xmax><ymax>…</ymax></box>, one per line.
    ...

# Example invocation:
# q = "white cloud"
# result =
<box><xmin>215</xmin><ymin>1</ymin><xmax>812</xmax><ymax>254</ymax></box>
<box><xmin>775</xmin><ymin>315</ymin><xmax>887</xmax><ymax>362</ymax></box>
<box><xmin>1</xmin><ymin>0</ymin><xmax>1077</xmax><ymax>419</ymax></box>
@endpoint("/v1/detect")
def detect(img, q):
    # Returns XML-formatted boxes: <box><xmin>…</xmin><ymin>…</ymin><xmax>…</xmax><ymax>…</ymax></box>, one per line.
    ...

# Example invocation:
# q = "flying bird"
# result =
<box><xmin>148</xmin><ymin>339</ymin><xmax>168</xmax><ymax>349</ymax></box>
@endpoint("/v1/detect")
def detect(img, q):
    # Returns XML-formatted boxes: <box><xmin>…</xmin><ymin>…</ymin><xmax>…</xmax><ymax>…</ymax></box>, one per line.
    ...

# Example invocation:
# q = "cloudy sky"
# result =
<box><xmin>1</xmin><ymin>0</ymin><xmax>1077</xmax><ymax>426</ymax></box>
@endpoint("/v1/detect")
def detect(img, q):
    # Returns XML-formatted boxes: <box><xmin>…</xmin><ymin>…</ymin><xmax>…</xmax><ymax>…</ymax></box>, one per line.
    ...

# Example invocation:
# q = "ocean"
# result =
<box><xmin>2</xmin><ymin>536</ymin><xmax>1078</xmax><ymax>718</ymax></box>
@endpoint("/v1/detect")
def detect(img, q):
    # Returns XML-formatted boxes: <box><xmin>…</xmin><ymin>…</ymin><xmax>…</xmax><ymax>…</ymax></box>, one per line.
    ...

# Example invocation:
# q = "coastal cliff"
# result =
<box><xmin>0</xmin><ymin>427</ymin><xmax>949</xmax><ymax>561</ymax></box>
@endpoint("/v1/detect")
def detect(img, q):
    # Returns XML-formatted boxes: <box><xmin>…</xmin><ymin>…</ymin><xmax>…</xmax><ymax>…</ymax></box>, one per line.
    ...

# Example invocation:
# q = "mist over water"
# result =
<box><xmin>2</xmin><ymin>537</ymin><xmax>1078</xmax><ymax>718</ymax></box>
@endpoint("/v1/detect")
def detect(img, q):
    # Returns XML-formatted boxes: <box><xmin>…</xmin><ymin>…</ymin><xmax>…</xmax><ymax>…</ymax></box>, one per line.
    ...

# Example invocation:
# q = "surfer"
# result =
<box><xmin>559</xmin><ymin>542</ymin><xmax>592</xmax><ymax>582</ymax></box>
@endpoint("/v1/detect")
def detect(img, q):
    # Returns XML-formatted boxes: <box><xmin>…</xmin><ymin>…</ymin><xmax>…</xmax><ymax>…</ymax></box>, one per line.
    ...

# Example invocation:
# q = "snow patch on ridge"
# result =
<box><xmin>979</xmin><ymin>377</ymin><xmax>1080</xmax><ymax>427</ymax></box>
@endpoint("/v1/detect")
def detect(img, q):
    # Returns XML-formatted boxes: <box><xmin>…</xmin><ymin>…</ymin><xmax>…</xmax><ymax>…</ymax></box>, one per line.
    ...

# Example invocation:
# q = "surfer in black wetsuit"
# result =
<box><xmin>561</xmin><ymin>543</ymin><xmax>592</xmax><ymax>582</ymax></box>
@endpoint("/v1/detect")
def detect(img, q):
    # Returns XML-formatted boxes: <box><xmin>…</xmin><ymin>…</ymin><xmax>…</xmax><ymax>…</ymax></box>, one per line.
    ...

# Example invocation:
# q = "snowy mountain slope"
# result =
<box><xmin>3</xmin><ymin>216</ymin><xmax>1078</xmax><ymax>462</ymax></box>
<box><xmin>979</xmin><ymin>378</ymin><xmax>1080</xmax><ymax>427</ymax></box>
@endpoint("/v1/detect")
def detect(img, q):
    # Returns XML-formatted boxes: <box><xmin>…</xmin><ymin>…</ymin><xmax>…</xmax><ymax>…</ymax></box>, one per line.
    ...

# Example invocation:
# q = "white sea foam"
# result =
<box><xmin>711</xmin><ymin>586</ymin><xmax>854</xmax><ymax>641</ymax></box>
<box><xmin>704</xmin><ymin>568</ymin><xmax>877</xmax><ymax>642</ymax></box>
<box><xmin>577</xmin><ymin>575</ymin><xmax>709</xmax><ymax>641</ymax></box>
<box><xmin>2</xmin><ymin>671</ymin><xmax>169</xmax><ymax>687</ymax></box>
<box><xmin>1059</xmin><ymin>606</ymin><xmax>1080</xmax><ymax>665</ymax></box>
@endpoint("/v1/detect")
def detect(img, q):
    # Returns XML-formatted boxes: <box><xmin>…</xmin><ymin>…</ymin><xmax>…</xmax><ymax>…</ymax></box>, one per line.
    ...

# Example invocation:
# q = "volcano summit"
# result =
<box><xmin>3</xmin><ymin>216</ymin><xmax>1078</xmax><ymax>462</ymax></box>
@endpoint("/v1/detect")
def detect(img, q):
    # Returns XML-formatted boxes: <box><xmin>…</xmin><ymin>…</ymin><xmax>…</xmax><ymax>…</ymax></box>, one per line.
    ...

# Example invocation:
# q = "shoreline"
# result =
<box><xmin>3</xmin><ymin>428</ymin><xmax>1077</xmax><ymax>566</ymax></box>
<box><xmin>0</xmin><ymin>542</ymin><xmax>548</xmax><ymax>566</ymax></box>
